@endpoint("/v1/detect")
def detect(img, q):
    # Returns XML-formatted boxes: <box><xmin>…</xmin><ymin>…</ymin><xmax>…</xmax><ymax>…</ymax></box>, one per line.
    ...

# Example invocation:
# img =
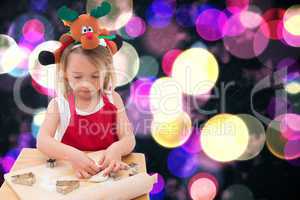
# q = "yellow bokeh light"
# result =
<box><xmin>151</xmin><ymin>111</ymin><xmax>192</xmax><ymax>148</ymax></box>
<box><xmin>113</xmin><ymin>41</ymin><xmax>139</xmax><ymax>87</ymax></box>
<box><xmin>201</xmin><ymin>114</ymin><xmax>249</xmax><ymax>162</ymax></box>
<box><xmin>28</xmin><ymin>41</ymin><xmax>60</xmax><ymax>91</ymax></box>
<box><xmin>284</xmin><ymin>5</ymin><xmax>300</xmax><ymax>36</ymax></box>
<box><xmin>86</xmin><ymin>0</ymin><xmax>133</xmax><ymax>31</ymax></box>
<box><xmin>171</xmin><ymin>48</ymin><xmax>219</xmax><ymax>96</ymax></box>
<box><xmin>285</xmin><ymin>81</ymin><xmax>300</xmax><ymax>94</ymax></box>
<box><xmin>149</xmin><ymin>77</ymin><xmax>183</xmax><ymax>122</ymax></box>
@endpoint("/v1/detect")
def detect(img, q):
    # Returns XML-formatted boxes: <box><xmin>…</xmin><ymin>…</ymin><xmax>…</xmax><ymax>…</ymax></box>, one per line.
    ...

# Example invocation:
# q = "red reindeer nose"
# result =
<box><xmin>86</xmin><ymin>32</ymin><xmax>93</xmax><ymax>40</ymax></box>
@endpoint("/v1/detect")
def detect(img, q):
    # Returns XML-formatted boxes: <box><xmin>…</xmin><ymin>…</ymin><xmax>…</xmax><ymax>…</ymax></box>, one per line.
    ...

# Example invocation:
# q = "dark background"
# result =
<box><xmin>1</xmin><ymin>0</ymin><xmax>300</xmax><ymax>199</ymax></box>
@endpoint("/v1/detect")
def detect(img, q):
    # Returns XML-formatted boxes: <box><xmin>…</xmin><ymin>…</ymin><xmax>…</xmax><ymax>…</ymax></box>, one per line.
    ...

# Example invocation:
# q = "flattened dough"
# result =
<box><xmin>88</xmin><ymin>170</ymin><xmax>109</xmax><ymax>183</ymax></box>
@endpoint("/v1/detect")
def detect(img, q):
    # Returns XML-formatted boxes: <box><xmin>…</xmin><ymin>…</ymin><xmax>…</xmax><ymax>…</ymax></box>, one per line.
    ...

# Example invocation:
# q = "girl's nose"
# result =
<box><xmin>86</xmin><ymin>32</ymin><xmax>93</xmax><ymax>40</ymax></box>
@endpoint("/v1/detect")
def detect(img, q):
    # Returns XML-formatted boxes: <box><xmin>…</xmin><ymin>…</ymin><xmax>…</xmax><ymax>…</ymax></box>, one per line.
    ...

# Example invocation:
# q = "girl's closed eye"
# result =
<box><xmin>74</xmin><ymin>76</ymin><xmax>82</xmax><ymax>79</ymax></box>
<box><xmin>92</xmin><ymin>75</ymin><xmax>99</xmax><ymax>79</ymax></box>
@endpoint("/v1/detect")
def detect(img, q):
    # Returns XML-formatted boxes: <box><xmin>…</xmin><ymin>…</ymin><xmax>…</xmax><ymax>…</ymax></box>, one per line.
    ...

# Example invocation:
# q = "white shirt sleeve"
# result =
<box><xmin>53</xmin><ymin>96</ymin><xmax>70</xmax><ymax>141</ymax></box>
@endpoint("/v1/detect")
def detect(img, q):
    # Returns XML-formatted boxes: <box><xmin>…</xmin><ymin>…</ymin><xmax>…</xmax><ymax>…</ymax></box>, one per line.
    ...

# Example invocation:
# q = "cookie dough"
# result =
<box><xmin>88</xmin><ymin>170</ymin><xmax>109</xmax><ymax>183</ymax></box>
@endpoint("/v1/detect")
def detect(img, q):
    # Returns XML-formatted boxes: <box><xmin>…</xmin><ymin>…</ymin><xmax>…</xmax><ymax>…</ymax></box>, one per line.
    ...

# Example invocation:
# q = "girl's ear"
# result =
<box><xmin>63</xmin><ymin>73</ymin><xmax>68</xmax><ymax>81</ymax></box>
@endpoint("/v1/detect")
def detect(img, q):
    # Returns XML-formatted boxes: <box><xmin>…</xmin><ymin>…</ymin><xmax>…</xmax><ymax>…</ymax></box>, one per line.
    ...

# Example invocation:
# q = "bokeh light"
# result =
<box><xmin>7</xmin><ymin>45</ymin><xmax>30</xmax><ymax>78</ymax></box>
<box><xmin>151</xmin><ymin>112</ymin><xmax>192</xmax><ymax>148</ymax></box>
<box><xmin>266</xmin><ymin>114</ymin><xmax>300</xmax><ymax>160</ymax></box>
<box><xmin>126</xmin><ymin>99</ymin><xmax>153</xmax><ymax>137</ymax></box>
<box><xmin>171</xmin><ymin>48</ymin><xmax>219</xmax><ymax>96</ymax></box>
<box><xmin>182</xmin><ymin>127</ymin><xmax>201</xmax><ymax>154</ymax></box>
<box><xmin>2</xmin><ymin>45</ymin><xmax>29</xmax><ymax>77</ymax></box>
<box><xmin>0</xmin><ymin>34</ymin><xmax>18</xmax><ymax>74</ymax></box>
<box><xmin>129</xmin><ymin>78</ymin><xmax>153</xmax><ymax>111</ymax></box>
<box><xmin>113</xmin><ymin>41</ymin><xmax>140</xmax><ymax>87</ymax></box>
<box><xmin>167</xmin><ymin>148</ymin><xmax>199</xmax><ymax>178</ymax></box>
<box><xmin>86</xmin><ymin>0</ymin><xmax>133</xmax><ymax>31</ymax></box>
<box><xmin>226</xmin><ymin>0</ymin><xmax>249</xmax><ymax>14</ymax></box>
<box><xmin>240</xmin><ymin>9</ymin><xmax>263</xmax><ymax>29</ymax></box>
<box><xmin>285</xmin><ymin>81</ymin><xmax>300</xmax><ymax>95</ymax></box>
<box><xmin>22</xmin><ymin>19</ymin><xmax>45</xmax><ymax>43</ymax></box>
<box><xmin>223</xmin><ymin>11</ymin><xmax>270</xmax><ymax>59</ymax></box>
<box><xmin>137</xmin><ymin>55</ymin><xmax>159</xmax><ymax>79</ymax></box>
<box><xmin>126</xmin><ymin>78</ymin><xmax>154</xmax><ymax>136</ymax></box>
<box><xmin>175</xmin><ymin>3</ymin><xmax>210</xmax><ymax>28</ymax></box>
<box><xmin>1</xmin><ymin>155</ymin><xmax>16</xmax><ymax>173</ymax></box>
<box><xmin>221</xmin><ymin>184</ymin><xmax>254</xmax><ymax>200</ymax></box>
<box><xmin>283</xmin><ymin>72</ymin><xmax>300</xmax><ymax>95</ymax></box>
<box><xmin>196</xmin><ymin>8</ymin><xmax>228</xmax><ymax>42</ymax></box>
<box><xmin>283</xmin><ymin>5</ymin><xmax>300</xmax><ymax>36</ymax></box>
<box><xmin>162</xmin><ymin>49</ymin><xmax>182</xmax><ymax>76</ymax></box>
<box><xmin>190</xmin><ymin>178</ymin><xmax>216</xmax><ymax>200</ymax></box>
<box><xmin>143</xmin><ymin>22</ymin><xmax>188</xmax><ymax>56</ymax></box>
<box><xmin>150</xmin><ymin>190</ymin><xmax>165</xmax><ymax>200</ymax></box>
<box><xmin>261</xmin><ymin>8</ymin><xmax>285</xmax><ymax>40</ymax></box>
<box><xmin>18</xmin><ymin>36</ymin><xmax>35</xmax><ymax>51</ymax></box>
<box><xmin>201</xmin><ymin>114</ymin><xmax>250</xmax><ymax>162</ymax></box>
<box><xmin>117</xmin><ymin>27</ymin><xmax>134</xmax><ymax>41</ymax></box>
<box><xmin>284</xmin><ymin>139</ymin><xmax>300</xmax><ymax>160</ymax></box>
<box><xmin>282</xmin><ymin>23</ymin><xmax>300</xmax><ymax>47</ymax></box>
<box><xmin>146</xmin><ymin>0</ymin><xmax>175</xmax><ymax>29</ymax></box>
<box><xmin>8</xmin><ymin>13</ymin><xmax>54</xmax><ymax>45</ymax></box>
<box><xmin>188</xmin><ymin>173</ymin><xmax>218</xmax><ymax>200</ymax></box>
<box><xmin>279</xmin><ymin>113</ymin><xmax>300</xmax><ymax>141</ymax></box>
<box><xmin>276</xmin><ymin>57</ymin><xmax>297</xmax><ymax>70</ymax></box>
<box><xmin>18</xmin><ymin>132</ymin><xmax>35</xmax><ymax>149</ymax></box>
<box><xmin>149</xmin><ymin>77</ymin><xmax>183</xmax><ymax>122</ymax></box>
<box><xmin>125</xmin><ymin>16</ymin><xmax>146</xmax><ymax>38</ymax></box>
<box><xmin>150</xmin><ymin>173</ymin><xmax>165</xmax><ymax>195</ymax></box>
<box><xmin>0</xmin><ymin>148</ymin><xmax>21</xmax><ymax>173</ymax></box>
<box><xmin>222</xmin><ymin>11</ymin><xmax>246</xmax><ymax>37</ymax></box>
<box><xmin>236</xmin><ymin>114</ymin><xmax>266</xmax><ymax>161</ymax></box>
<box><xmin>31</xmin><ymin>109</ymin><xmax>46</xmax><ymax>138</ymax></box>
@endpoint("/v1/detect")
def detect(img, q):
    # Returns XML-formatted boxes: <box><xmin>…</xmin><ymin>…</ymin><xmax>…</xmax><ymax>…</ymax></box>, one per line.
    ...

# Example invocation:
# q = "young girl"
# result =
<box><xmin>36</xmin><ymin>44</ymin><xmax>136</xmax><ymax>179</ymax></box>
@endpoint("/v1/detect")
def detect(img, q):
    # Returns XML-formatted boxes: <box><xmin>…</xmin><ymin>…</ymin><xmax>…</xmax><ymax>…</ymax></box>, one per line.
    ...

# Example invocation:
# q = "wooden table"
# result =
<box><xmin>0</xmin><ymin>148</ymin><xmax>149</xmax><ymax>200</ymax></box>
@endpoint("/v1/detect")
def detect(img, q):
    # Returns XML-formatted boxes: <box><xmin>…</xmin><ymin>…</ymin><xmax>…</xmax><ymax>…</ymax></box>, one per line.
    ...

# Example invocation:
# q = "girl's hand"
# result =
<box><xmin>68</xmin><ymin>149</ymin><xmax>101</xmax><ymax>179</ymax></box>
<box><xmin>98</xmin><ymin>147</ymin><xmax>129</xmax><ymax>176</ymax></box>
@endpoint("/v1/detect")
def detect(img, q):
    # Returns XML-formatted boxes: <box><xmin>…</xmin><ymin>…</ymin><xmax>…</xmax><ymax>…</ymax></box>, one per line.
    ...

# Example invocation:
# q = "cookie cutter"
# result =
<box><xmin>128</xmin><ymin>162</ymin><xmax>139</xmax><ymax>176</ymax></box>
<box><xmin>11</xmin><ymin>172</ymin><xmax>36</xmax><ymax>186</ymax></box>
<box><xmin>46</xmin><ymin>158</ymin><xmax>57</xmax><ymax>168</ymax></box>
<box><xmin>56</xmin><ymin>180</ymin><xmax>80</xmax><ymax>195</ymax></box>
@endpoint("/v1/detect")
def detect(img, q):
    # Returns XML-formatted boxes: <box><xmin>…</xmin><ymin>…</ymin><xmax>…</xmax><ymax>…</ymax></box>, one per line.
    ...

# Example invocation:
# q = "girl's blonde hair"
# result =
<box><xmin>55</xmin><ymin>45</ymin><xmax>116</xmax><ymax>98</ymax></box>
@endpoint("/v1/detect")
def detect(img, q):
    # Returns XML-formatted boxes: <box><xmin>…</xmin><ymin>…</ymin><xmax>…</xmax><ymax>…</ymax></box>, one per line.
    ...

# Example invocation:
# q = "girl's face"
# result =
<box><xmin>66</xmin><ymin>52</ymin><xmax>103</xmax><ymax>98</ymax></box>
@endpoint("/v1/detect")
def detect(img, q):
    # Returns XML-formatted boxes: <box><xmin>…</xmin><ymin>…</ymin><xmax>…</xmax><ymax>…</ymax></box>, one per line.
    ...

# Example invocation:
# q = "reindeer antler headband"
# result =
<box><xmin>38</xmin><ymin>1</ymin><xmax>122</xmax><ymax>66</ymax></box>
